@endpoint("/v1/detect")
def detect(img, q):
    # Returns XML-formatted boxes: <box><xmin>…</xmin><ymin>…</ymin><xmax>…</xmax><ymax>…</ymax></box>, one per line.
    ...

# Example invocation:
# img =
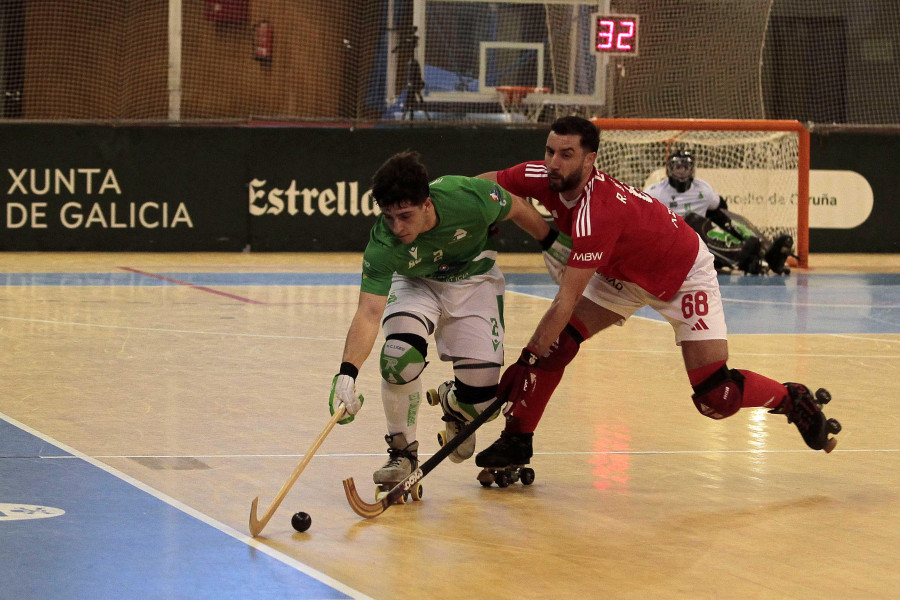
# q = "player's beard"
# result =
<box><xmin>547</xmin><ymin>170</ymin><xmax>581</xmax><ymax>193</ymax></box>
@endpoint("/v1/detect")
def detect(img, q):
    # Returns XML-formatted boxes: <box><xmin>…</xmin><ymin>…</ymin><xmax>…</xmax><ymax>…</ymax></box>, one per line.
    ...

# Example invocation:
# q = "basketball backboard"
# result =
<box><xmin>385</xmin><ymin>0</ymin><xmax>609</xmax><ymax>111</ymax></box>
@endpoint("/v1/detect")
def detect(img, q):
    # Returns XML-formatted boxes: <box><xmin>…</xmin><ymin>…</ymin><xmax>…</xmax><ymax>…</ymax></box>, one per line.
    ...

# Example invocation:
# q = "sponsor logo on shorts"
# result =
<box><xmin>690</xmin><ymin>318</ymin><xmax>709</xmax><ymax>331</ymax></box>
<box><xmin>604</xmin><ymin>276</ymin><xmax>624</xmax><ymax>291</ymax></box>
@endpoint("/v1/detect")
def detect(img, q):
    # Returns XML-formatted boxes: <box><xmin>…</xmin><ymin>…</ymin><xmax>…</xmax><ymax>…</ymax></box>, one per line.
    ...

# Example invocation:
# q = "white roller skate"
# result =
<box><xmin>373</xmin><ymin>433</ymin><xmax>422</xmax><ymax>502</ymax></box>
<box><xmin>426</xmin><ymin>381</ymin><xmax>475</xmax><ymax>464</ymax></box>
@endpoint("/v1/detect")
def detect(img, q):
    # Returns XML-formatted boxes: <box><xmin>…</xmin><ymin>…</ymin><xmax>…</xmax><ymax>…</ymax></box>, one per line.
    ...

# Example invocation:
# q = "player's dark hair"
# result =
<box><xmin>550</xmin><ymin>116</ymin><xmax>600</xmax><ymax>154</ymax></box>
<box><xmin>371</xmin><ymin>150</ymin><xmax>430</xmax><ymax>209</ymax></box>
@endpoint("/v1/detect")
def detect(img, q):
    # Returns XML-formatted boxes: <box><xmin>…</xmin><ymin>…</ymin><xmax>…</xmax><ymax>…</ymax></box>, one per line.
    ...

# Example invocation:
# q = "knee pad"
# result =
<box><xmin>448</xmin><ymin>379</ymin><xmax>499</xmax><ymax>422</ymax></box>
<box><xmin>691</xmin><ymin>365</ymin><xmax>745</xmax><ymax>419</ymax></box>
<box><xmin>540</xmin><ymin>324</ymin><xmax>584</xmax><ymax>371</ymax></box>
<box><xmin>380</xmin><ymin>333</ymin><xmax>428</xmax><ymax>384</ymax></box>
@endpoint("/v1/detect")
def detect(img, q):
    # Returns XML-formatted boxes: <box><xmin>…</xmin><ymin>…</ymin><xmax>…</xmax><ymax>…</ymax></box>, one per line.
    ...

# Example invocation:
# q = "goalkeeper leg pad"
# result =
<box><xmin>380</xmin><ymin>333</ymin><xmax>428</xmax><ymax>385</ymax></box>
<box><xmin>691</xmin><ymin>365</ymin><xmax>746</xmax><ymax>420</ymax></box>
<box><xmin>765</xmin><ymin>234</ymin><xmax>794</xmax><ymax>274</ymax></box>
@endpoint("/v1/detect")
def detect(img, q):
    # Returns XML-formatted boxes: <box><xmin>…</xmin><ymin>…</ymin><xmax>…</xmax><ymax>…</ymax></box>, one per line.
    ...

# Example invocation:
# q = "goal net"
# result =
<box><xmin>591</xmin><ymin>119</ymin><xmax>810</xmax><ymax>267</ymax></box>
<box><xmin>4</xmin><ymin>1</ymin><xmax>897</xmax><ymax>125</ymax></box>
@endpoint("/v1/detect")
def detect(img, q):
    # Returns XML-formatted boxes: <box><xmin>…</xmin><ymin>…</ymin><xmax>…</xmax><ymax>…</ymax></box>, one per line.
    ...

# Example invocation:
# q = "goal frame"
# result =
<box><xmin>591</xmin><ymin>118</ymin><xmax>810</xmax><ymax>268</ymax></box>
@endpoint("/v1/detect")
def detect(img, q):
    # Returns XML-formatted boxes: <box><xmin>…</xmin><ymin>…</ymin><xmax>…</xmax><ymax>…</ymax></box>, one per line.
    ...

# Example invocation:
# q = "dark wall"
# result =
<box><xmin>810</xmin><ymin>131</ymin><xmax>900</xmax><ymax>253</ymax></box>
<box><xmin>0</xmin><ymin>124</ymin><xmax>895</xmax><ymax>253</ymax></box>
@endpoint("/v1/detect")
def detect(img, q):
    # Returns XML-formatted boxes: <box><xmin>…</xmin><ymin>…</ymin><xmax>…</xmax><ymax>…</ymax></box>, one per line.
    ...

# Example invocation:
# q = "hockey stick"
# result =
<box><xmin>343</xmin><ymin>395</ymin><xmax>505</xmax><ymax>518</ymax></box>
<box><xmin>249</xmin><ymin>407</ymin><xmax>345</xmax><ymax>537</ymax></box>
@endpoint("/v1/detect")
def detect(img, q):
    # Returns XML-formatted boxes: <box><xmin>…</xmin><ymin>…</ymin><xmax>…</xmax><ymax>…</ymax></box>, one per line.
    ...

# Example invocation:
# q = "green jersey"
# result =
<box><xmin>360</xmin><ymin>176</ymin><xmax>514</xmax><ymax>296</ymax></box>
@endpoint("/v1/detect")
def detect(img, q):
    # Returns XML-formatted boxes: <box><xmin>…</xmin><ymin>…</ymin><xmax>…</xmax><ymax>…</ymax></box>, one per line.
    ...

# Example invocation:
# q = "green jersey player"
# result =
<box><xmin>328</xmin><ymin>150</ymin><xmax>552</xmax><ymax>493</ymax></box>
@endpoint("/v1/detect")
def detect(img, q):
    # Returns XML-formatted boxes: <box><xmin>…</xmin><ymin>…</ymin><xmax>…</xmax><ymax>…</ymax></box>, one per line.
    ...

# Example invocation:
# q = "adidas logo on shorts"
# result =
<box><xmin>690</xmin><ymin>319</ymin><xmax>709</xmax><ymax>331</ymax></box>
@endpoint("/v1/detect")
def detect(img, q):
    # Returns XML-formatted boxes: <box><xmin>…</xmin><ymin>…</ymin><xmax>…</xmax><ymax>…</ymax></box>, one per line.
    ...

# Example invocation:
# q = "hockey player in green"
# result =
<box><xmin>328</xmin><ymin>150</ymin><xmax>557</xmax><ymax>491</ymax></box>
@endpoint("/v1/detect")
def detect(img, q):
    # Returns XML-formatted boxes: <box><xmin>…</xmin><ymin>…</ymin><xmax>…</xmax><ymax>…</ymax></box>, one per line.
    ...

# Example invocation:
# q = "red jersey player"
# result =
<box><xmin>474</xmin><ymin>116</ymin><xmax>840</xmax><ymax>483</ymax></box>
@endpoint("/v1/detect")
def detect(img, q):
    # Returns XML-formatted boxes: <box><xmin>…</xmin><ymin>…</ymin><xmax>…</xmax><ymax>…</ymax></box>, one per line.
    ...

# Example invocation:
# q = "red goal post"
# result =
<box><xmin>591</xmin><ymin>118</ymin><xmax>810</xmax><ymax>268</ymax></box>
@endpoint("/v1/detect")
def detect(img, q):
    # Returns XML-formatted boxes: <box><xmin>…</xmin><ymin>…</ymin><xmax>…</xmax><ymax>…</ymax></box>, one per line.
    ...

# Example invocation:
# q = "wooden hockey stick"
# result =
<box><xmin>249</xmin><ymin>407</ymin><xmax>345</xmax><ymax>537</ymax></box>
<box><xmin>343</xmin><ymin>395</ymin><xmax>505</xmax><ymax>518</ymax></box>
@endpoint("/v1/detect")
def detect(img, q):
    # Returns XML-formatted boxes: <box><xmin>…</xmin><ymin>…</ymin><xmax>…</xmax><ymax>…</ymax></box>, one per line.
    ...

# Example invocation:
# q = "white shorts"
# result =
<box><xmin>382</xmin><ymin>265</ymin><xmax>506</xmax><ymax>364</ymax></box>
<box><xmin>581</xmin><ymin>240</ymin><xmax>727</xmax><ymax>345</ymax></box>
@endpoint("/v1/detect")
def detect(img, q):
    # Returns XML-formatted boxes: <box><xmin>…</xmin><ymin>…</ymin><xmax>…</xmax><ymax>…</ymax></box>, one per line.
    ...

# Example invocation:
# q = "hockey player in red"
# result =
<box><xmin>475</xmin><ymin>116</ymin><xmax>840</xmax><ymax>474</ymax></box>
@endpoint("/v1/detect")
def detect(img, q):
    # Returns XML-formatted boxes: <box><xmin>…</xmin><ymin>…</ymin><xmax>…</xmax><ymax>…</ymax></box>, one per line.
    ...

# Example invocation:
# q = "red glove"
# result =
<box><xmin>497</xmin><ymin>347</ymin><xmax>541</xmax><ymax>407</ymax></box>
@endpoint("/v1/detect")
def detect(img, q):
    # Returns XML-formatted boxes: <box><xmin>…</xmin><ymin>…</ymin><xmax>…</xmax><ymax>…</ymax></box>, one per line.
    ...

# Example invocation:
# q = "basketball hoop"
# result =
<box><xmin>496</xmin><ymin>86</ymin><xmax>549</xmax><ymax>123</ymax></box>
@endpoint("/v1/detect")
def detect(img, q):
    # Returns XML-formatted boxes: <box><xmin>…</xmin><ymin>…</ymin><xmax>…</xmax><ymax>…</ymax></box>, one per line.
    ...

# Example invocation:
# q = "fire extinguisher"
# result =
<box><xmin>254</xmin><ymin>21</ymin><xmax>273</xmax><ymax>63</ymax></box>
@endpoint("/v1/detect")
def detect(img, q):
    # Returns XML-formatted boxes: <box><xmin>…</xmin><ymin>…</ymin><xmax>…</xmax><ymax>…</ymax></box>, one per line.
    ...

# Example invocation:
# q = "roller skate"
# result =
<box><xmin>737</xmin><ymin>236</ymin><xmax>767</xmax><ymax>275</ymax></box>
<box><xmin>765</xmin><ymin>233</ymin><xmax>795</xmax><ymax>275</ymax></box>
<box><xmin>372</xmin><ymin>433</ymin><xmax>423</xmax><ymax>503</ymax></box>
<box><xmin>769</xmin><ymin>383</ymin><xmax>842</xmax><ymax>452</ymax></box>
<box><xmin>426</xmin><ymin>381</ymin><xmax>475</xmax><ymax>463</ymax></box>
<box><xmin>474</xmin><ymin>432</ymin><xmax>535</xmax><ymax>488</ymax></box>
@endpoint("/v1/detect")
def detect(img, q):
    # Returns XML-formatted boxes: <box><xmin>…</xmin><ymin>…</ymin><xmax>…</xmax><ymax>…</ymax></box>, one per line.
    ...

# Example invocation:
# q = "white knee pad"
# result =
<box><xmin>380</xmin><ymin>335</ymin><xmax>428</xmax><ymax>384</ymax></box>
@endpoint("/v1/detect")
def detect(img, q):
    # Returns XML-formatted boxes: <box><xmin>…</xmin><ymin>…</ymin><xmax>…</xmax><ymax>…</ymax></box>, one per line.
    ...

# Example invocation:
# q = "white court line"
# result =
<box><xmin>1</xmin><ymin>313</ymin><xmax>896</xmax><ymax>359</ymax></box>
<box><xmin>723</xmin><ymin>297</ymin><xmax>900</xmax><ymax>309</ymax></box>
<box><xmin>0</xmin><ymin>314</ymin><xmax>339</xmax><ymax>341</ymax></box>
<box><xmin>39</xmin><ymin>448</ymin><xmax>899</xmax><ymax>460</ymax></box>
<box><xmin>0</xmin><ymin>411</ymin><xmax>375</xmax><ymax>600</ymax></box>
<box><xmin>508</xmin><ymin>287</ymin><xmax>900</xmax><ymax>309</ymax></box>
<box><xmin>574</xmin><ymin>346</ymin><xmax>900</xmax><ymax>359</ymax></box>
<box><xmin>831</xmin><ymin>333</ymin><xmax>900</xmax><ymax>344</ymax></box>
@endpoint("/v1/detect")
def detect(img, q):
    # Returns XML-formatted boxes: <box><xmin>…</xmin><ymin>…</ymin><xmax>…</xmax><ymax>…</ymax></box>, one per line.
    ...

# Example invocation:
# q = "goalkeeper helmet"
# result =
<box><xmin>666</xmin><ymin>149</ymin><xmax>695</xmax><ymax>193</ymax></box>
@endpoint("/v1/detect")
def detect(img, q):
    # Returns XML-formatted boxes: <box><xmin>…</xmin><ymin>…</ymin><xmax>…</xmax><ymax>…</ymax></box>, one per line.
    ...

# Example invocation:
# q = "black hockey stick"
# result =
<box><xmin>343</xmin><ymin>394</ymin><xmax>505</xmax><ymax>518</ymax></box>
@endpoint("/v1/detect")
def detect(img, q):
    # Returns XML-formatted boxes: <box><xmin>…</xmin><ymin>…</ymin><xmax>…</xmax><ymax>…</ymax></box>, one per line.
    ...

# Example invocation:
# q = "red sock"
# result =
<box><xmin>737</xmin><ymin>370</ymin><xmax>788</xmax><ymax>409</ymax></box>
<box><xmin>506</xmin><ymin>368</ymin><xmax>565</xmax><ymax>434</ymax></box>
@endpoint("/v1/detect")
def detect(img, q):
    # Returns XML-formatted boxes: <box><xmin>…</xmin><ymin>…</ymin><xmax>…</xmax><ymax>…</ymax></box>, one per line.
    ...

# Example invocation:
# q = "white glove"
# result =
<box><xmin>329</xmin><ymin>373</ymin><xmax>364</xmax><ymax>424</ymax></box>
<box><xmin>540</xmin><ymin>230</ymin><xmax>572</xmax><ymax>285</ymax></box>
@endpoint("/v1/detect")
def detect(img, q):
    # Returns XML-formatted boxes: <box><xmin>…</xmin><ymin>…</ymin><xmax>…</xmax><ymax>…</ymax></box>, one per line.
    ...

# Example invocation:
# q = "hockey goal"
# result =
<box><xmin>590</xmin><ymin>119</ymin><xmax>810</xmax><ymax>268</ymax></box>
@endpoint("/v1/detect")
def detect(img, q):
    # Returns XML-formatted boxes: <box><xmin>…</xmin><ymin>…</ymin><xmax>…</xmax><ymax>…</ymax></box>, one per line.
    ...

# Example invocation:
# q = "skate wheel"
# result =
<box><xmin>495</xmin><ymin>471</ymin><xmax>511</xmax><ymax>488</ymax></box>
<box><xmin>410</xmin><ymin>482</ymin><xmax>423</xmax><ymax>501</ymax></box>
<box><xmin>824</xmin><ymin>437</ymin><xmax>837</xmax><ymax>453</ymax></box>
<box><xmin>782</xmin><ymin>267</ymin><xmax>791</xmax><ymax>275</ymax></box>
<box><xmin>827</xmin><ymin>418</ymin><xmax>842</xmax><ymax>434</ymax></box>
<box><xmin>375</xmin><ymin>487</ymin><xmax>389</xmax><ymax>502</ymax></box>
<box><xmin>477</xmin><ymin>469</ymin><xmax>495</xmax><ymax>487</ymax></box>
<box><xmin>520</xmin><ymin>468</ymin><xmax>535</xmax><ymax>485</ymax></box>
<box><xmin>815</xmin><ymin>388</ymin><xmax>831</xmax><ymax>404</ymax></box>
<box><xmin>437</xmin><ymin>431</ymin><xmax>447</xmax><ymax>447</ymax></box>
<box><xmin>426</xmin><ymin>388</ymin><xmax>440</xmax><ymax>406</ymax></box>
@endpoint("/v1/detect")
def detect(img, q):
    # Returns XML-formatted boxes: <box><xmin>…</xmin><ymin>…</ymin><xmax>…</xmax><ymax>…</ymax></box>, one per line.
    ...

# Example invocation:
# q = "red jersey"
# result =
<box><xmin>497</xmin><ymin>162</ymin><xmax>699</xmax><ymax>301</ymax></box>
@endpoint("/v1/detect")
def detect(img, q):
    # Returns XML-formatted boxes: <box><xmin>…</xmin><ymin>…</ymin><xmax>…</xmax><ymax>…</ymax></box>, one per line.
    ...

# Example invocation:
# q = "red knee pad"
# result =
<box><xmin>691</xmin><ymin>366</ymin><xmax>745</xmax><ymax>420</ymax></box>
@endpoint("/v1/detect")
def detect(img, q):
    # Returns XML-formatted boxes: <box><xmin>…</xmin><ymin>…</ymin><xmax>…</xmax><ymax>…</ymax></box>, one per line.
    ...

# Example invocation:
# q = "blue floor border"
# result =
<box><xmin>0</xmin><ymin>414</ymin><xmax>372</xmax><ymax>600</ymax></box>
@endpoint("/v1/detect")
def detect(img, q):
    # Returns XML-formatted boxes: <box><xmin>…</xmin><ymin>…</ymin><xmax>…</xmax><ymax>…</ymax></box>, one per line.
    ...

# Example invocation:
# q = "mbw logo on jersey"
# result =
<box><xmin>572</xmin><ymin>251</ymin><xmax>603</xmax><ymax>262</ymax></box>
<box><xmin>489</xmin><ymin>189</ymin><xmax>506</xmax><ymax>206</ymax></box>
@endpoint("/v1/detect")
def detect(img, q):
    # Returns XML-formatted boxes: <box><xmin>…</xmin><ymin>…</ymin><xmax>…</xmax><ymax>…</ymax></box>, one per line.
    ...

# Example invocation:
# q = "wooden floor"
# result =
<box><xmin>2</xmin><ymin>252</ymin><xmax>898</xmax><ymax>599</ymax></box>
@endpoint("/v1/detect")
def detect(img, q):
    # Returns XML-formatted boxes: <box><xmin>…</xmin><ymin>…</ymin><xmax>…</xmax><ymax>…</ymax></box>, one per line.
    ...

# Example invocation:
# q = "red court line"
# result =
<box><xmin>117</xmin><ymin>267</ymin><xmax>267</xmax><ymax>304</ymax></box>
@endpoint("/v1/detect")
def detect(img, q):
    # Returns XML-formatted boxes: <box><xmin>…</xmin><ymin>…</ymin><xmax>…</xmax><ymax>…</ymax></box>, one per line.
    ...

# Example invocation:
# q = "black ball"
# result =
<box><xmin>291</xmin><ymin>511</ymin><xmax>312</xmax><ymax>532</ymax></box>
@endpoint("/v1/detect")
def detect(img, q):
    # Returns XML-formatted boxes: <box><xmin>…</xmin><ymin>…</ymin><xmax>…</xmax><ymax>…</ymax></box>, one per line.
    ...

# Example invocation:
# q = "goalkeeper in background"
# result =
<box><xmin>644</xmin><ymin>149</ymin><xmax>764</xmax><ymax>274</ymax></box>
<box><xmin>327</xmin><ymin>150</ymin><xmax>564</xmax><ymax>493</ymax></box>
